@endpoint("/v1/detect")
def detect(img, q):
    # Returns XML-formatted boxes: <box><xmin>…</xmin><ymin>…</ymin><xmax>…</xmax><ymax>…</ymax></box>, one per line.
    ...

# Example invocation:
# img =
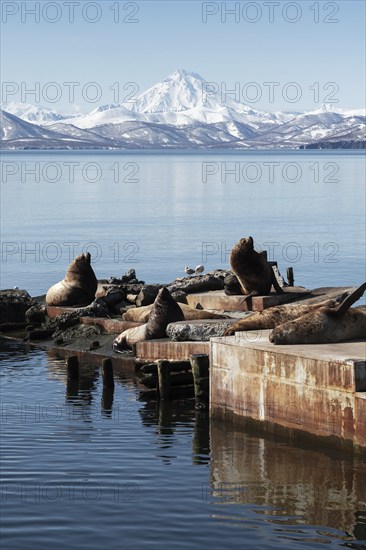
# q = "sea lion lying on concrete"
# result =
<box><xmin>46</xmin><ymin>253</ymin><xmax>98</xmax><ymax>307</ymax></box>
<box><xmin>270</xmin><ymin>283</ymin><xmax>366</xmax><ymax>344</ymax></box>
<box><xmin>224</xmin><ymin>297</ymin><xmax>342</xmax><ymax>336</ymax></box>
<box><xmin>230</xmin><ymin>236</ymin><xmax>284</xmax><ymax>302</ymax></box>
<box><xmin>113</xmin><ymin>287</ymin><xmax>184</xmax><ymax>351</ymax></box>
<box><xmin>122</xmin><ymin>302</ymin><xmax>225</xmax><ymax>323</ymax></box>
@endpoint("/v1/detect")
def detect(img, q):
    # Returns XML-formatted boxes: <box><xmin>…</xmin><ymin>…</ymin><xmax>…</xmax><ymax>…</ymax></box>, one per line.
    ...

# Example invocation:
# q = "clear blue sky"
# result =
<box><xmin>1</xmin><ymin>0</ymin><xmax>365</xmax><ymax>113</ymax></box>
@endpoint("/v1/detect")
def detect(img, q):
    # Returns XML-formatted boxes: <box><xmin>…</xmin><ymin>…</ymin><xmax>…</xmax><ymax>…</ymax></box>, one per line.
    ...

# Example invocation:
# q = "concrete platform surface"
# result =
<box><xmin>219</xmin><ymin>331</ymin><xmax>366</xmax><ymax>363</ymax></box>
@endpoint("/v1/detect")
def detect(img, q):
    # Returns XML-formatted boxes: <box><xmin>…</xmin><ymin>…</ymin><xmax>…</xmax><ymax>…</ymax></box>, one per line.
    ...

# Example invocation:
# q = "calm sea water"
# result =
<box><xmin>1</xmin><ymin>339</ymin><xmax>365</xmax><ymax>550</ymax></box>
<box><xmin>1</xmin><ymin>151</ymin><xmax>365</xmax><ymax>294</ymax></box>
<box><xmin>1</xmin><ymin>151</ymin><xmax>365</xmax><ymax>549</ymax></box>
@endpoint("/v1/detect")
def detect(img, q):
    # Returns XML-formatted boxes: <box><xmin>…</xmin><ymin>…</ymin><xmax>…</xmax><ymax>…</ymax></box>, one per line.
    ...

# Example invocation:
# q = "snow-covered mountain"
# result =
<box><xmin>1</xmin><ymin>110</ymin><xmax>64</xmax><ymax>140</ymax></box>
<box><xmin>0</xmin><ymin>110</ymin><xmax>118</xmax><ymax>149</ymax></box>
<box><xmin>1</xmin><ymin>70</ymin><xmax>365</xmax><ymax>149</ymax></box>
<box><xmin>1</xmin><ymin>101</ymin><xmax>77</xmax><ymax>124</ymax></box>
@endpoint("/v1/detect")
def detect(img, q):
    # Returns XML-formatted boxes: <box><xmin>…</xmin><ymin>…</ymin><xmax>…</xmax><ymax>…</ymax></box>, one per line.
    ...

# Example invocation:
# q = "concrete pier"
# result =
<box><xmin>210</xmin><ymin>332</ymin><xmax>366</xmax><ymax>452</ymax></box>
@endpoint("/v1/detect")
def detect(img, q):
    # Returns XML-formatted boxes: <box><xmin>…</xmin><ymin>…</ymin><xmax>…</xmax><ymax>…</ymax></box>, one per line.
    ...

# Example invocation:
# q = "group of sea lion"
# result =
<box><xmin>227</xmin><ymin>236</ymin><xmax>366</xmax><ymax>344</ymax></box>
<box><xmin>225</xmin><ymin>286</ymin><xmax>366</xmax><ymax>344</ymax></box>
<box><xmin>44</xmin><ymin>239</ymin><xmax>366</xmax><ymax>348</ymax></box>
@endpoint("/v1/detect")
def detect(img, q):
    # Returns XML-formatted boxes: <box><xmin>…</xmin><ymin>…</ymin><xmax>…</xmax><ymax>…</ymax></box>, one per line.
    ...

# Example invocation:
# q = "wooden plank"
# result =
<box><xmin>186</xmin><ymin>288</ymin><xmax>309</xmax><ymax>312</ymax></box>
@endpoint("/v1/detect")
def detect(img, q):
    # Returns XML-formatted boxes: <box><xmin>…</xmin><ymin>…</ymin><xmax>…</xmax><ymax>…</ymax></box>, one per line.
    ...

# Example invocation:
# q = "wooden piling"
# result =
<box><xmin>66</xmin><ymin>356</ymin><xmax>79</xmax><ymax>381</ymax></box>
<box><xmin>190</xmin><ymin>354</ymin><xmax>210</xmax><ymax>409</ymax></box>
<box><xmin>102</xmin><ymin>358</ymin><xmax>115</xmax><ymax>388</ymax></box>
<box><xmin>157</xmin><ymin>360</ymin><xmax>171</xmax><ymax>400</ymax></box>
<box><xmin>287</xmin><ymin>267</ymin><xmax>294</xmax><ymax>286</ymax></box>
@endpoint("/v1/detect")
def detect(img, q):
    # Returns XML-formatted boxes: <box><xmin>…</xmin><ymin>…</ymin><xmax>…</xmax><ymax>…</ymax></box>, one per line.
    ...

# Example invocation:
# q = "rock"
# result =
<box><xmin>43</xmin><ymin>299</ymin><xmax>108</xmax><ymax>335</ymax></box>
<box><xmin>0</xmin><ymin>289</ymin><xmax>34</xmax><ymax>324</ymax></box>
<box><xmin>124</xmin><ymin>283</ymin><xmax>146</xmax><ymax>294</ymax></box>
<box><xmin>43</xmin><ymin>311</ymin><xmax>81</xmax><ymax>332</ymax></box>
<box><xmin>166</xmin><ymin>319</ymin><xmax>236</xmax><ymax>341</ymax></box>
<box><xmin>53</xmin><ymin>323</ymin><xmax>102</xmax><ymax>341</ymax></box>
<box><xmin>224</xmin><ymin>273</ymin><xmax>242</xmax><ymax>295</ymax></box>
<box><xmin>25</xmin><ymin>304</ymin><xmax>46</xmax><ymax>324</ymax></box>
<box><xmin>167</xmin><ymin>274</ymin><xmax>224</xmax><ymax>295</ymax></box>
<box><xmin>122</xmin><ymin>268</ymin><xmax>136</xmax><ymax>282</ymax></box>
<box><xmin>102</xmin><ymin>288</ymin><xmax>126</xmax><ymax>307</ymax></box>
<box><xmin>171</xmin><ymin>291</ymin><xmax>188</xmax><ymax>304</ymax></box>
<box><xmin>135</xmin><ymin>285</ymin><xmax>161</xmax><ymax>307</ymax></box>
<box><xmin>108</xmin><ymin>277</ymin><xmax>122</xmax><ymax>285</ymax></box>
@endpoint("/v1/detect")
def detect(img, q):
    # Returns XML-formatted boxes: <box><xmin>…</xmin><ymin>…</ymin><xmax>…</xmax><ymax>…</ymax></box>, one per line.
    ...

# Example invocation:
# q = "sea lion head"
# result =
<box><xmin>237</xmin><ymin>236</ymin><xmax>254</xmax><ymax>251</ymax></box>
<box><xmin>68</xmin><ymin>252</ymin><xmax>92</xmax><ymax>274</ymax></box>
<box><xmin>231</xmin><ymin>237</ymin><xmax>255</xmax><ymax>260</ymax></box>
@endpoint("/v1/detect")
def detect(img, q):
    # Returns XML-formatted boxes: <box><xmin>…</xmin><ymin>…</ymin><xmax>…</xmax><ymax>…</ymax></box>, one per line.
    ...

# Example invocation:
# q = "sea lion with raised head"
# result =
<box><xmin>269</xmin><ymin>282</ymin><xmax>366</xmax><ymax>345</ymax></box>
<box><xmin>46</xmin><ymin>253</ymin><xmax>98</xmax><ymax>307</ymax></box>
<box><xmin>230</xmin><ymin>236</ymin><xmax>284</xmax><ymax>302</ymax></box>
<box><xmin>113</xmin><ymin>287</ymin><xmax>184</xmax><ymax>351</ymax></box>
<box><xmin>224</xmin><ymin>296</ymin><xmax>344</xmax><ymax>336</ymax></box>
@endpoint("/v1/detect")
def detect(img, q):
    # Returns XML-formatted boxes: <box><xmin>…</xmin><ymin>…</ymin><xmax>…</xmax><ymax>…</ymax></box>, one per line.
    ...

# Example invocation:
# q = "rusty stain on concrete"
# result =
<box><xmin>210</xmin><ymin>331</ymin><xmax>366</xmax><ymax>451</ymax></box>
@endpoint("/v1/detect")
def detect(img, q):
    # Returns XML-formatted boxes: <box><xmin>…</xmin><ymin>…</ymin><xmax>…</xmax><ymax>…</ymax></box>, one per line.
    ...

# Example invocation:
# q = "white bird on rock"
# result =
<box><xmin>185</xmin><ymin>266</ymin><xmax>195</xmax><ymax>276</ymax></box>
<box><xmin>194</xmin><ymin>265</ymin><xmax>204</xmax><ymax>276</ymax></box>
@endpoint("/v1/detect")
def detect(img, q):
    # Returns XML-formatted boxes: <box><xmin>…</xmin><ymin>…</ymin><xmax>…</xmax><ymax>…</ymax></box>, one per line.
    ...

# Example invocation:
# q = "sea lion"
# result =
<box><xmin>269</xmin><ymin>283</ymin><xmax>366</xmax><ymax>345</ymax></box>
<box><xmin>224</xmin><ymin>297</ymin><xmax>343</xmax><ymax>336</ymax></box>
<box><xmin>113</xmin><ymin>287</ymin><xmax>184</xmax><ymax>351</ymax></box>
<box><xmin>230</xmin><ymin>236</ymin><xmax>284</xmax><ymax>302</ymax></box>
<box><xmin>122</xmin><ymin>302</ymin><xmax>226</xmax><ymax>323</ymax></box>
<box><xmin>122</xmin><ymin>304</ymin><xmax>152</xmax><ymax>323</ymax></box>
<box><xmin>46</xmin><ymin>253</ymin><xmax>98</xmax><ymax>307</ymax></box>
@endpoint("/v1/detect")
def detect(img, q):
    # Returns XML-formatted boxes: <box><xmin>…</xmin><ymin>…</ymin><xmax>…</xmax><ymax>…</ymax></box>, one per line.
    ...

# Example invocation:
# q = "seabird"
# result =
<box><xmin>194</xmin><ymin>265</ymin><xmax>204</xmax><ymax>275</ymax></box>
<box><xmin>185</xmin><ymin>266</ymin><xmax>195</xmax><ymax>276</ymax></box>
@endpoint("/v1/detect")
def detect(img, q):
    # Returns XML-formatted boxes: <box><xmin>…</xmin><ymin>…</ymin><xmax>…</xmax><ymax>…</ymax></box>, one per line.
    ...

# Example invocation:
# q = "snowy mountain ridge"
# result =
<box><xmin>1</xmin><ymin>70</ymin><xmax>365</xmax><ymax>149</ymax></box>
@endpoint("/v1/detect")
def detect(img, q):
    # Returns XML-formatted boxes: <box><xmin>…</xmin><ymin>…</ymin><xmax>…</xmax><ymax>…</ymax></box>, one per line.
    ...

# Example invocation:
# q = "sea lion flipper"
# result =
<box><xmin>327</xmin><ymin>282</ymin><xmax>366</xmax><ymax>317</ymax></box>
<box><xmin>271</xmin><ymin>267</ymin><xmax>284</xmax><ymax>295</ymax></box>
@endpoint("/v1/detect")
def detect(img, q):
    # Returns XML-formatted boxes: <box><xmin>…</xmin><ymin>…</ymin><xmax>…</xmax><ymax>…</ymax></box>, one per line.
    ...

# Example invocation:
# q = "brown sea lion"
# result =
<box><xmin>122</xmin><ymin>302</ymin><xmax>226</xmax><ymax>323</ymax></box>
<box><xmin>269</xmin><ymin>283</ymin><xmax>366</xmax><ymax>345</ymax></box>
<box><xmin>113</xmin><ymin>287</ymin><xmax>184</xmax><ymax>351</ymax></box>
<box><xmin>224</xmin><ymin>297</ymin><xmax>342</xmax><ymax>336</ymax></box>
<box><xmin>230</xmin><ymin>236</ymin><xmax>284</xmax><ymax>302</ymax></box>
<box><xmin>122</xmin><ymin>304</ymin><xmax>152</xmax><ymax>323</ymax></box>
<box><xmin>46</xmin><ymin>253</ymin><xmax>97</xmax><ymax>307</ymax></box>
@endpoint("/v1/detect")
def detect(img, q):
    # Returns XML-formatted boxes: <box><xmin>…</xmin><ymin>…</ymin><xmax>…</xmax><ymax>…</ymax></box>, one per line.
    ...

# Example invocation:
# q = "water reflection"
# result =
<box><xmin>138</xmin><ymin>400</ymin><xmax>210</xmax><ymax>466</ymax></box>
<box><xmin>209</xmin><ymin>419</ymin><xmax>366</xmax><ymax>543</ymax></box>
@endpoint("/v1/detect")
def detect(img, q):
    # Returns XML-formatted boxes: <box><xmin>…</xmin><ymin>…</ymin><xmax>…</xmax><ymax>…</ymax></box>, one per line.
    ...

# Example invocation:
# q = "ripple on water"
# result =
<box><xmin>1</xmin><ymin>339</ymin><xmax>365</xmax><ymax>549</ymax></box>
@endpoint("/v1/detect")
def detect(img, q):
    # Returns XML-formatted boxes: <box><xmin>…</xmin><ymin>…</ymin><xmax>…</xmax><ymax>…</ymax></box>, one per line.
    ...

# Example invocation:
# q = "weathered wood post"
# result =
<box><xmin>102</xmin><ymin>358</ymin><xmax>115</xmax><ymax>388</ymax></box>
<box><xmin>190</xmin><ymin>354</ymin><xmax>209</xmax><ymax>409</ymax></box>
<box><xmin>157</xmin><ymin>360</ymin><xmax>171</xmax><ymax>400</ymax></box>
<box><xmin>286</xmin><ymin>267</ymin><xmax>294</xmax><ymax>286</ymax></box>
